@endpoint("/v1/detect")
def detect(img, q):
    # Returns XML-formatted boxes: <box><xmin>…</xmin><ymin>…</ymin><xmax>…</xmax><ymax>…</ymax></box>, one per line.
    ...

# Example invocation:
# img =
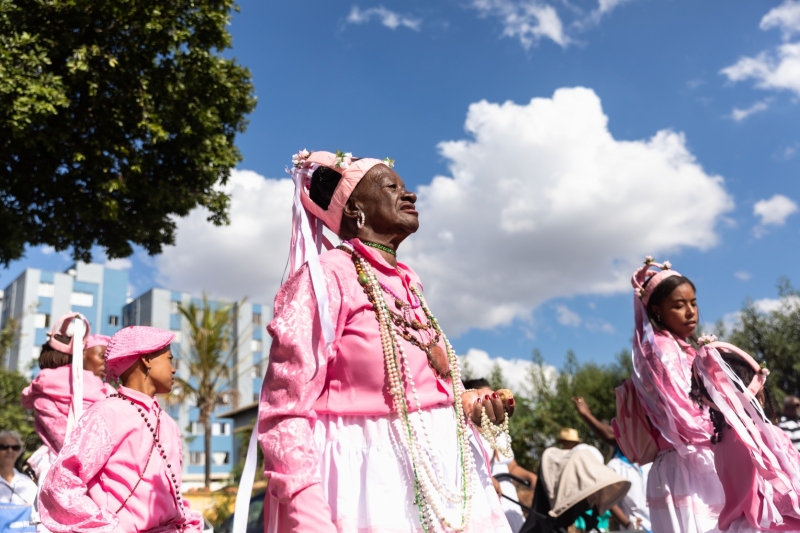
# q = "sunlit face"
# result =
<box><xmin>0</xmin><ymin>436</ymin><xmax>23</xmax><ymax>468</ymax></box>
<box><xmin>83</xmin><ymin>345</ymin><xmax>107</xmax><ymax>379</ymax></box>
<box><xmin>653</xmin><ymin>283</ymin><xmax>698</xmax><ymax>339</ymax></box>
<box><xmin>147</xmin><ymin>348</ymin><xmax>176</xmax><ymax>395</ymax></box>
<box><xmin>355</xmin><ymin>165</ymin><xmax>419</xmax><ymax>236</ymax></box>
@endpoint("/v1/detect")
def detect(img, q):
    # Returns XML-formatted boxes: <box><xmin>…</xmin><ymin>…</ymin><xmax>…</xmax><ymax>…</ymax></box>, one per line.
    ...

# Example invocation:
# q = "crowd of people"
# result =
<box><xmin>3</xmin><ymin>149</ymin><xmax>800</xmax><ymax>533</ymax></box>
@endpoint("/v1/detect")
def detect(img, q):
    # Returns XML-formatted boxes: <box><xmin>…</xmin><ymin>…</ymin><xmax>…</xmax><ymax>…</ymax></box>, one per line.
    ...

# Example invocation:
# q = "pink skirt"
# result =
<box><xmin>648</xmin><ymin>446</ymin><xmax>725</xmax><ymax>533</ymax></box>
<box><xmin>266</xmin><ymin>405</ymin><xmax>511</xmax><ymax>533</ymax></box>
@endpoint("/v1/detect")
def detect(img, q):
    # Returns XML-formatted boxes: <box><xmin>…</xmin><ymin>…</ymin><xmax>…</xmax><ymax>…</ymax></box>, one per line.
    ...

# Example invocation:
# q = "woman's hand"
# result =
<box><xmin>461</xmin><ymin>388</ymin><xmax>515</xmax><ymax>426</ymax></box>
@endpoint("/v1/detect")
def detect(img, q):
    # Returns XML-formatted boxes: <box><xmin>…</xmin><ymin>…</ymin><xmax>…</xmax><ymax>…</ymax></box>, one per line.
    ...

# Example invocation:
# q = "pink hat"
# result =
<box><xmin>631</xmin><ymin>256</ymin><xmax>682</xmax><ymax>306</ymax></box>
<box><xmin>47</xmin><ymin>312</ymin><xmax>91</xmax><ymax>354</ymax></box>
<box><xmin>105</xmin><ymin>326</ymin><xmax>175</xmax><ymax>380</ymax></box>
<box><xmin>295</xmin><ymin>150</ymin><xmax>388</xmax><ymax>235</ymax></box>
<box><xmin>84</xmin><ymin>334</ymin><xmax>111</xmax><ymax>350</ymax></box>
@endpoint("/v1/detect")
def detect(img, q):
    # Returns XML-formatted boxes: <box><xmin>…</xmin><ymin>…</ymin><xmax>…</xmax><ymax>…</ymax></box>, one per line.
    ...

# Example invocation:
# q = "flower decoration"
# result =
<box><xmin>382</xmin><ymin>157</ymin><xmax>395</xmax><ymax>168</ymax></box>
<box><xmin>636</xmin><ymin>287</ymin><xmax>645</xmax><ymax>298</ymax></box>
<box><xmin>697</xmin><ymin>334</ymin><xmax>718</xmax><ymax>346</ymax></box>
<box><xmin>292</xmin><ymin>149</ymin><xmax>311</xmax><ymax>168</ymax></box>
<box><xmin>644</xmin><ymin>256</ymin><xmax>654</xmax><ymax>264</ymax></box>
<box><xmin>663</xmin><ymin>261</ymin><xmax>672</xmax><ymax>270</ymax></box>
<box><xmin>334</xmin><ymin>150</ymin><xmax>353</xmax><ymax>169</ymax></box>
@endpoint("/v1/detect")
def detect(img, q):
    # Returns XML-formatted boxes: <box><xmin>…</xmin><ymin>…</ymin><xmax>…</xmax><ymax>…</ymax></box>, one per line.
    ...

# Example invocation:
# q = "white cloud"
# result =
<box><xmin>156</xmin><ymin>169</ymin><xmax>294</xmax><ymax>306</ymax></box>
<box><xmin>730</xmin><ymin>98</ymin><xmax>772</xmax><ymax>121</ymax></box>
<box><xmin>41</xmin><ymin>246</ymin><xmax>55</xmax><ymax>255</ymax></box>
<box><xmin>459</xmin><ymin>348</ymin><xmax>555</xmax><ymax>395</ymax></box>
<box><xmin>761</xmin><ymin>0</ymin><xmax>800</xmax><ymax>40</ymax></box>
<box><xmin>346</xmin><ymin>6</ymin><xmax>421</xmax><ymax>31</ymax></box>
<box><xmin>470</xmin><ymin>0</ymin><xmax>568</xmax><ymax>48</ymax></box>
<box><xmin>404</xmin><ymin>87</ymin><xmax>733</xmax><ymax>334</ymax></box>
<box><xmin>722</xmin><ymin>2</ymin><xmax>800</xmax><ymax>97</ymax></box>
<box><xmin>721</xmin><ymin>296</ymin><xmax>800</xmax><ymax>332</ymax></box>
<box><xmin>753</xmin><ymin>194</ymin><xmax>798</xmax><ymax>236</ymax></box>
<box><xmin>104</xmin><ymin>257</ymin><xmax>132</xmax><ymax>270</ymax></box>
<box><xmin>554</xmin><ymin>304</ymin><xmax>581</xmax><ymax>327</ymax></box>
<box><xmin>734</xmin><ymin>271</ymin><xmax>752</xmax><ymax>281</ymax></box>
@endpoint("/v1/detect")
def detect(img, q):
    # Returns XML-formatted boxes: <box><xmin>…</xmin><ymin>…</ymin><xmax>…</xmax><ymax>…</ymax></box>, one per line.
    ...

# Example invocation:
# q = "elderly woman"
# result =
<box><xmin>0</xmin><ymin>430</ymin><xmax>37</xmax><ymax>505</ymax></box>
<box><xmin>258</xmin><ymin>150</ymin><xmax>513</xmax><ymax>532</ymax></box>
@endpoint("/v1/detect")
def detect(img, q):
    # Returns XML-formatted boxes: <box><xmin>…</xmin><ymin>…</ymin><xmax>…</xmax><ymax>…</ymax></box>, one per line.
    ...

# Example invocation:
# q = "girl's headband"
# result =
<box><xmin>631</xmin><ymin>256</ymin><xmax>682</xmax><ymax>306</ymax></box>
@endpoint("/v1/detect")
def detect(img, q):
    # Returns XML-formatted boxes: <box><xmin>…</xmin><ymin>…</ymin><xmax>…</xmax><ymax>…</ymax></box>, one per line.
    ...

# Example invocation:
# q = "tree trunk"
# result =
<box><xmin>202</xmin><ymin>407</ymin><xmax>212</xmax><ymax>491</ymax></box>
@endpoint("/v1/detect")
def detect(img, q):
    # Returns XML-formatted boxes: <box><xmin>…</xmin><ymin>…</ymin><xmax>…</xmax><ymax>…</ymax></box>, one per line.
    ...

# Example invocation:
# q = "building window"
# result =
<box><xmin>190</xmin><ymin>452</ymin><xmax>205</xmax><ymax>465</ymax></box>
<box><xmin>70</xmin><ymin>291</ymin><xmax>94</xmax><ymax>307</ymax></box>
<box><xmin>211</xmin><ymin>422</ymin><xmax>231</xmax><ymax>436</ymax></box>
<box><xmin>212</xmin><ymin>452</ymin><xmax>230</xmax><ymax>465</ymax></box>
<box><xmin>170</xmin><ymin>301</ymin><xmax>180</xmax><ymax>314</ymax></box>
<box><xmin>38</xmin><ymin>283</ymin><xmax>55</xmax><ymax>297</ymax></box>
<box><xmin>253</xmin><ymin>392</ymin><xmax>260</xmax><ymax>403</ymax></box>
<box><xmin>251</xmin><ymin>363</ymin><xmax>262</xmax><ymax>379</ymax></box>
<box><xmin>252</xmin><ymin>312</ymin><xmax>261</xmax><ymax>326</ymax></box>
<box><xmin>108</xmin><ymin>315</ymin><xmax>119</xmax><ymax>326</ymax></box>
<box><xmin>189</xmin><ymin>422</ymin><xmax>204</xmax><ymax>435</ymax></box>
<box><xmin>251</xmin><ymin>339</ymin><xmax>262</xmax><ymax>353</ymax></box>
<box><xmin>171</xmin><ymin>330</ymin><xmax>181</xmax><ymax>343</ymax></box>
<box><xmin>216</xmin><ymin>392</ymin><xmax>232</xmax><ymax>406</ymax></box>
<box><xmin>34</xmin><ymin>313</ymin><xmax>50</xmax><ymax>329</ymax></box>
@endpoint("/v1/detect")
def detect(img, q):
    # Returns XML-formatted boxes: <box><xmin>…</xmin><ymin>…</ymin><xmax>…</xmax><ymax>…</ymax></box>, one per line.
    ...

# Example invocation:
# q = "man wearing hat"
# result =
<box><xmin>558</xmin><ymin>427</ymin><xmax>605</xmax><ymax>464</ymax></box>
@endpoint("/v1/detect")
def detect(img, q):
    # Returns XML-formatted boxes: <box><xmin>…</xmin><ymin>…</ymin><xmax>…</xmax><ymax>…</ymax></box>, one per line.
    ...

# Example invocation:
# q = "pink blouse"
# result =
<box><xmin>39</xmin><ymin>386</ymin><xmax>203</xmax><ymax>533</ymax></box>
<box><xmin>716</xmin><ymin>427</ymin><xmax>800</xmax><ymax>531</ymax></box>
<box><xmin>21</xmin><ymin>366</ymin><xmax>114</xmax><ymax>454</ymax></box>
<box><xmin>258</xmin><ymin>240</ymin><xmax>454</xmax><ymax>514</ymax></box>
<box><xmin>631</xmin><ymin>301</ymin><xmax>714</xmax><ymax>454</ymax></box>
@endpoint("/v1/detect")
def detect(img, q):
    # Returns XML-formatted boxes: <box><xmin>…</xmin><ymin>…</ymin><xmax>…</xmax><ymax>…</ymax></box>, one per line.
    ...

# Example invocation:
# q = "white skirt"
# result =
<box><xmin>647</xmin><ymin>447</ymin><xmax>725</xmax><ymax>533</ymax></box>
<box><xmin>268</xmin><ymin>405</ymin><xmax>511</xmax><ymax>533</ymax></box>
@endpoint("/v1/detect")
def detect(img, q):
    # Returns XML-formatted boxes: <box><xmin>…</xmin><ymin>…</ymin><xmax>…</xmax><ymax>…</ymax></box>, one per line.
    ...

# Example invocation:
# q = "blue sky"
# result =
<box><xmin>4</xmin><ymin>0</ymin><xmax>800</xmax><ymax>371</ymax></box>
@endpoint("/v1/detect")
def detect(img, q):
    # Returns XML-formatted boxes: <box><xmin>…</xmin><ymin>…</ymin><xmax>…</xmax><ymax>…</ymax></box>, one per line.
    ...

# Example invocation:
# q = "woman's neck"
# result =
<box><xmin>0</xmin><ymin>464</ymin><xmax>15</xmax><ymax>482</ymax></box>
<box><xmin>121</xmin><ymin>376</ymin><xmax>157</xmax><ymax>397</ymax></box>
<box><xmin>355</xmin><ymin>234</ymin><xmax>404</xmax><ymax>268</ymax></box>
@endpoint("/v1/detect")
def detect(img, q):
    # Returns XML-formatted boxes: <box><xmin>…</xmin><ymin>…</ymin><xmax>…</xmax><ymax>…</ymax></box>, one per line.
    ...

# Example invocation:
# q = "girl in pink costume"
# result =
<box><xmin>255</xmin><ymin>150</ymin><xmax>513</xmax><ymax>533</ymax></box>
<box><xmin>692</xmin><ymin>338</ymin><xmax>800</xmax><ymax>533</ymax></box>
<box><xmin>21</xmin><ymin>315</ymin><xmax>114</xmax><ymax>485</ymax></box>
<box><xmin>630</xmin><ymin>258</ymin><xmax>725</xmax><ymax>533</ymax></box>
<box><xmin>39</xmin><ymin>326</ymin><xmax>203</xmax><ymax>533</ymax></box>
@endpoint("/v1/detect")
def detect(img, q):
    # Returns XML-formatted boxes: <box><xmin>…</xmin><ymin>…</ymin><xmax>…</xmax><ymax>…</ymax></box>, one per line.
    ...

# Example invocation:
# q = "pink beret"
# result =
<box><xmin>84</xmin><ymin>334</ymin><xmax>111</xmax><ymax>350</ymax></box>
<box><xmin>105</xmin><ymin>326</ymin><xmax>175</xmax><ymax>380</ymax></box>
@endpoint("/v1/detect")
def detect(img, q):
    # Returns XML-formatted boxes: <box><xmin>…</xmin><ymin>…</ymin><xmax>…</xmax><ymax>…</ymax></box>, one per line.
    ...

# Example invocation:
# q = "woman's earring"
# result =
<box><xmin>357</xmin><ymin>210</ymin><xmax>365</xmax><ymax>229</ymax></box>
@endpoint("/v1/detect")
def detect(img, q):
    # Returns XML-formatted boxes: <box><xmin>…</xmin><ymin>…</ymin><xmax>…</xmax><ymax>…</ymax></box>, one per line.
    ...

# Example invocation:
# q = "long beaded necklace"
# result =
<box><xmin>110</xmin><ymin>392</ymin><xmax>187</xmax><ymax>529</ymax></box>
<box><xmin>339</xmin><ymin>241</ymin><xmax>474</xmax><ymax>532</ymax></box>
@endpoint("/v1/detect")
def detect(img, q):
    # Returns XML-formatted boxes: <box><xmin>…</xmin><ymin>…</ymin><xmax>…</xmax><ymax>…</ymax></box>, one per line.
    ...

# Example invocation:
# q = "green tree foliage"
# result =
<box><xmin>724</xmin><ymin>278</ymin><xmax>800</xmax><ymax>402</ymax></box>
<box><xmin>0</xmin><ymin>0</ymin><xmax>256</xmax><ymax>264</ymax></box>
<box><xmin>0</xmin><ymin>367</ymin><xmax>41</xmax><ymax>469</ymax></box>
<box><xmin>171</xmin><ymin>295</ymin><xmax>249</xmax><ymax>490</ymax></box>
<box><xmin>508</xmin><ymin>349</ymin><xmax>631</xmax><ymax>472</ymax></box>
<box><xmin>0</xmin><ymin>315</ymin><xmax>20</xmax><ymax>368</ymax></box>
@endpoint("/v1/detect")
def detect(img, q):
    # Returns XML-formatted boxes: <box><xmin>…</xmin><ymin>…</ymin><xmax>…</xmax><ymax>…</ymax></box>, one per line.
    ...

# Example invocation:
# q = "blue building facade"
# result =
<box><xmin>1</xmin><ymin>263</ymin><xmax>129</xmax><ymax>373</ymax></box>
<box><xmin>123</xmin><ymin>289</ymin><xmax>267</xmax><ymax>487</ymax></box>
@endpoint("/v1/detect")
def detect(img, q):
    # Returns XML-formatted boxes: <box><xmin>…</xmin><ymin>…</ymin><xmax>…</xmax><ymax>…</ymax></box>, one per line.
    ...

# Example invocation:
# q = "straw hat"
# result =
<box><xmin>558</xmin><ymin>428</ymin><xmax>581</xmax><ymax>443</ymax></box>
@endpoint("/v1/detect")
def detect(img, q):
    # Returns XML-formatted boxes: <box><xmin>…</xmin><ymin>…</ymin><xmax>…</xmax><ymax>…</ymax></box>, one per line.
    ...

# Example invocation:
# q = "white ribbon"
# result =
<box><xmin>65</xmin><ymin>317</ymin><xmax>86</xmax><ymax>437</ymax></box>
<box><xmin>232</xmin><ymin>165</ymin><xmax>339</xmax><ymax>533</ymax></box>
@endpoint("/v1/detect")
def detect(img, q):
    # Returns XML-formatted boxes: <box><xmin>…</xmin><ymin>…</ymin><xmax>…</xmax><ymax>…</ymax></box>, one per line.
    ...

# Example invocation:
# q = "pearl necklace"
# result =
<box><xmin>340</xmin><ymin>242</ymin><xmax>474</xmax><ymax>532</ymax></box>
<box><xmin>111</xmin><ymin>393</ymin><xmax>186</xmax><ymax>529</ymax></box>
<box><xmin>479</xmin><ymin>408</ymin><xmax>512</xmax><ymax>458</ymax></box>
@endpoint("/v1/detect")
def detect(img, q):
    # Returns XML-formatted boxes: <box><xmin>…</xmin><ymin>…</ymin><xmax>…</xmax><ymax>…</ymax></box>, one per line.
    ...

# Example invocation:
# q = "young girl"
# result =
<box><xmin>39</xmin><ymin>326</ymin><xmax>203</xmax><ymax>533</ymax></box>
<box><xmin>692</xmin><ymin>338</ymin><xmax>800</xmax><ymax>533</ymax></box>
<box><xmin>629</xmin><ymin>257</ymin><xmax>725</xmax><ymax>533</ymax></box>
<box><xmin>21</xmin><ymin>314</ymin><xmax>114</xmax><ymax>484</ymax></box>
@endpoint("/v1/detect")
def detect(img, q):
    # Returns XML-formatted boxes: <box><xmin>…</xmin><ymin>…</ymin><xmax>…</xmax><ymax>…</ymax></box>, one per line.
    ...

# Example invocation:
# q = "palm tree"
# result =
<box><xmin>171</xmin><ymin>294</ymin><xmax>250</xmax><ymax>490</ymax></box>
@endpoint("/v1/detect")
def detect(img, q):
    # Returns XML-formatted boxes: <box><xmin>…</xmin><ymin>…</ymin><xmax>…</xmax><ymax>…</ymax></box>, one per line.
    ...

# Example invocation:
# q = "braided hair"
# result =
<box><xmin>690</xmin><ymin>351</ymin><xmax>776</xmax><ymax>443</ymax></box>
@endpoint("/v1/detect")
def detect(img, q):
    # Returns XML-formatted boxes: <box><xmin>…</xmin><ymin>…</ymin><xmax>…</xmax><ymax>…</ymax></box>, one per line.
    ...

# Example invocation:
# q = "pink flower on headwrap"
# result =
<box><xmin>292</xmin><ymin>149</ymin><xmax>310</xmax><ymax>168</ymax></box>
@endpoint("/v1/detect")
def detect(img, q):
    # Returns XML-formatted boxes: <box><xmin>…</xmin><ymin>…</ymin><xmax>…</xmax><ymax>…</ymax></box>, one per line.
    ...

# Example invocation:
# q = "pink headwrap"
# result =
<box><xmin>288</xmin><ymin>150</ymin><xmax>391</xmax><ymax>346</ymax></box>
<box><xmin>693</xmin><ymin>338</ymin><xmax>800</xmax><ymax>527</ymax></box>
<box><xmin>631</xmin><ymin>256</ymin><xmax>682</xmax><ymax>306</ymax></box>
<box><xmin>84</xmin><ymin>334</ymin><xmax>111</xmax><ymax>351</ymax></box>
<box><xmin>105</xmin><ymin>326</ymin><xmax>175</xmax><ymax>381</ymax></box>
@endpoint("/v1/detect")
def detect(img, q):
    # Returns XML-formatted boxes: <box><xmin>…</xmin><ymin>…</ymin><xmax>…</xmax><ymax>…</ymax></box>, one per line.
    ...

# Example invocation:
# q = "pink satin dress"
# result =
<box><xmin>39</xmin><ymin>386</ymin><xmax>203</xmax><ymax>533</ymax></box>
<box><xmin>258</xmin><ymin>239</ymin><xmax>510</xmax><ymax>533</ymax></box>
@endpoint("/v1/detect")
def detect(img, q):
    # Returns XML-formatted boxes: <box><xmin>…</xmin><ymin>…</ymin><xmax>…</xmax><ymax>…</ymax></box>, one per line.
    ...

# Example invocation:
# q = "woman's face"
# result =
<box><xmin>0</xmin><ymin>437</ymin><xmax>22</xmax><ymax>468</ymax></box>
<box><xmin>355</xmin><ymin>165</ymin><xmax>419</xmax><ymax>237</ymax></box>
<box><xmin>147</xmin><ymin>348</ymin><xmax>176</xmax><ymax>395</ymax></box>
<box><xmin>653</xmin><ymin>283</ymin><xmax>698</xmax><ymax>339</ymax></box>
<box><xmin>83</xmin><ymin>346</ymin><xmax>107</xmax><ymax>379</ymax></box>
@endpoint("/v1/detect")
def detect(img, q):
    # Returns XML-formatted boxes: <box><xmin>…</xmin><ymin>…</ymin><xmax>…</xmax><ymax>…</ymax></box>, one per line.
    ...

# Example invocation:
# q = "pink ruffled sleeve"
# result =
<box><xmin>631</xmin><ymin>301</ymin><xmax>712</xmax><ymax>454</ymax></box>
<box><xmin>258</xmin><ymin>263</ymin><xmax>347</xmax><ymax>518</ymax></box>
<box><xmin>39</xmin><ymin>407</ymin><xmax>120</xmax><ymax>533</ymax></box>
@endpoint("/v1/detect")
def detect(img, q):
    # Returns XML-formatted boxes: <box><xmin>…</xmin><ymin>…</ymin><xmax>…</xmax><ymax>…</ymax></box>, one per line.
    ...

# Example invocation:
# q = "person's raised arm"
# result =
<box><xmin>571</xmin><ymin>397</ymin><xmax>617</xmax><ymax>446</ymax></box>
